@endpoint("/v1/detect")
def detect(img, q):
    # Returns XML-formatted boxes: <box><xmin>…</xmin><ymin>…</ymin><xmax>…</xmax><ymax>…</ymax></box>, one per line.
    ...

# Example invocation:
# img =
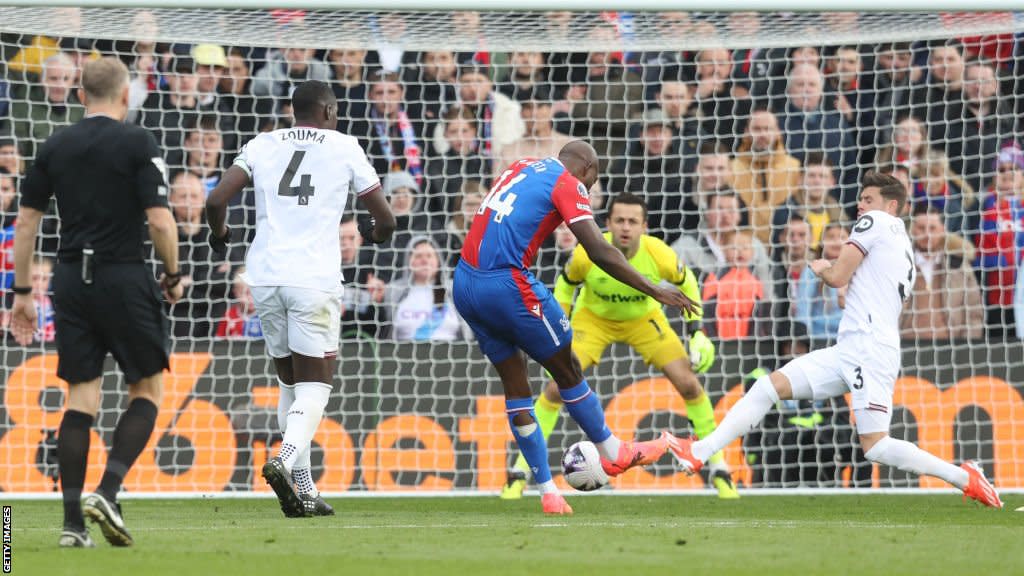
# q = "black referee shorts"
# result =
<box><xmin>52</xmin><ymin>262</ymin><xmax>170</xmax><ymax>385</ymax></box>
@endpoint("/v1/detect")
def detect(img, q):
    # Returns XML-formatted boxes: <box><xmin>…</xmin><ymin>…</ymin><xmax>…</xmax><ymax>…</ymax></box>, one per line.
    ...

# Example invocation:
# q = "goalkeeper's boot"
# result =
<box><xmin>961</xmin><ymin>461</ymin><xmax>1003</xmax><ymax>509</ymax></box>
<box><xmin>500</xmin><ymin>469</ymin><xmax>529</xmax><ymax>500</ymax></box>
<box><xmin>262</xmin><ymin>457</ymin><xmax>307</xmax><ymax>518</ymax></box>
<box><xmin>541</xmin><ymin>492</ymin><xmax>573</xmax><ymax>515</ymax></box>
<box><xmin>58</xmin><ymin>526</ymin><xmax>95</xmax><ymax>548</ymax></box>
<box><xmin>600</xmin><ymin>432</ymin><xmax>671</xmax><ymax>477</ymax></box>
<box><xmin>300</xmin><ymin>493</ymin><xmax>336</xmax><ymax>517</ymax></box>
<box><xmin>82</xmin><ymin>492</ymin><xmax>133</xmax><ymax>547</ymax></box>
<box><xmin>707</xmin><ymin>461</ymin><xmax>740</xmax><ymax>499</ymax></box>
<box><xmin>665</xmin><ymin>435</ymin><xmax>704</xmax><ymax>475</ymax></box>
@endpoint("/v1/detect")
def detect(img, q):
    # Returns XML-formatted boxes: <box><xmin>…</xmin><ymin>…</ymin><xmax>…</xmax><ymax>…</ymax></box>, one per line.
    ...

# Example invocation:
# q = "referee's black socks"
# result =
<box><xmin>98</xmin><ymin>398</ymin><xmax>159</xmax><ymax>502</ymax></box>
<box><xmin>58</xmin><ymin>410</ymin><xmax>94</xmax><ymax>531</ymax></box>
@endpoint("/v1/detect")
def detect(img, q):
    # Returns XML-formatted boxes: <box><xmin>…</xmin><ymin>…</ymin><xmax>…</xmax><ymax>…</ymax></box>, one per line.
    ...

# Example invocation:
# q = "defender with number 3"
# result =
<box><xmin>669</xmin><ymin>172</ymin><xmax>1003</xmax><ymax>509</ymax></box>
<box><xmin>206</xmin><ymin>81</ymin><xmax>395</xmax><ymax>518</ymax></box>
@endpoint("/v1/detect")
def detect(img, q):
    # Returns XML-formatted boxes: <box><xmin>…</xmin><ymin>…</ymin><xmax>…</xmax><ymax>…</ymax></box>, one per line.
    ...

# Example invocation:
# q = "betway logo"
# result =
<box><xmin>593</xmin><ymin>290</ymin><xmax>646</xmax><ymax>304</ymax></box>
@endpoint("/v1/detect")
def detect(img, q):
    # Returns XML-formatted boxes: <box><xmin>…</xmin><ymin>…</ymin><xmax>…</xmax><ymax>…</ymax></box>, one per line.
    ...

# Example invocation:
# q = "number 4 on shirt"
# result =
<box><xmin>480</xmin><ymin>169</ymin><xmax>526</xmax><ymax>223</ymax></box>
<box><xmin>278</xmin><ymin>150</ymin><xmax>316</xmax><ymax>206</ymax></box>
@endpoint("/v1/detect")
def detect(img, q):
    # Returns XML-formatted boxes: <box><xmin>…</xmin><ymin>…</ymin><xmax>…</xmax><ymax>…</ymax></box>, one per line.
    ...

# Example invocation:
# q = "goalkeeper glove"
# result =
<box><xmin>687</xmin><ymin>329</ymin><xmax>716</xmax><ymax>374</ymax></box>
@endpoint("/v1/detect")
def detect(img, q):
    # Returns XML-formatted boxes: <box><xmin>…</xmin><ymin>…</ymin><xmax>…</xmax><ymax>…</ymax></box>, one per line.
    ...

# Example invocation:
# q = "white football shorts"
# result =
<box><xmin>779</xmin><ymin>332</ymin><xmax>901</xmax><ymax>435</ymax></box>
<box><xmin>251</xmin><ymin>285</ymin><xmax>342</xmax><ymax>359</ymax></box>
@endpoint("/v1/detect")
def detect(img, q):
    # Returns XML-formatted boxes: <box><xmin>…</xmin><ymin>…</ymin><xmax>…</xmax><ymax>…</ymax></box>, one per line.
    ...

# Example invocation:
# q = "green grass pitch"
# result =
<box><xmin>8</xmin><ymin>494</ymin><xmax>1023</xmax><ymax>576</ymax></box>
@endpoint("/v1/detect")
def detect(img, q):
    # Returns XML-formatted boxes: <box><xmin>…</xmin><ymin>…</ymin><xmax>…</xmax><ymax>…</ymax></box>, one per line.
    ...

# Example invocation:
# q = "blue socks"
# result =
<box><xmin>506</xmin><ymin>398</ymin><xmax>552</xmax><ymax>484</ymax></box>
<box><xmin>558</xmin><ymin>380</ymin><xmax>612</xmax><ymax>444</ymax></box>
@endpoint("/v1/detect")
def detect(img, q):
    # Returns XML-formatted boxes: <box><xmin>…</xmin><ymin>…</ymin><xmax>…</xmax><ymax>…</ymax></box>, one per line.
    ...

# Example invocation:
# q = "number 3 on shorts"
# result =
<box><xmin>853</xmin><ymin>366</ymin><xmax>864</xmax><ymax>390</ymax></box>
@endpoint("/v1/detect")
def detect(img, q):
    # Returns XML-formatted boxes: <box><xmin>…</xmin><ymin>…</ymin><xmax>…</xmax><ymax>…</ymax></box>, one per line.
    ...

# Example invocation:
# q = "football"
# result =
<box><xmin>562</xmin><ymin>441</ymin><xmax>609</xmax><ymax>491</ymax></box>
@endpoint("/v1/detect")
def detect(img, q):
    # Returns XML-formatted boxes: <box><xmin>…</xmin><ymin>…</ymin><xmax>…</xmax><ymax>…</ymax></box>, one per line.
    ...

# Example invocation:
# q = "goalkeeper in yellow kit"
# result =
<box><xmin>502</xmin><ymin>193</ymin><xmax>739</xmax><ymax>499</ymax></box>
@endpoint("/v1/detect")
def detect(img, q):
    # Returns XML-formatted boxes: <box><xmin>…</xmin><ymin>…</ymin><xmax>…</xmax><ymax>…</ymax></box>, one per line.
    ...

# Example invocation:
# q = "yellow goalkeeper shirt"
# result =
<box><xmin>553</xmin><ymin>233</ymin><xmax>702</xmax><ymax>323</ymax></box>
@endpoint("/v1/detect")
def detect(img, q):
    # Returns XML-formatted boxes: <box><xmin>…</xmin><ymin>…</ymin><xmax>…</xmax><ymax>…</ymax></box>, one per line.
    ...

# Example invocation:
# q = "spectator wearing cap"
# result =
<box><xmin>7</xmin><ymin>25</ymin><xmax>99</xmax><ymax>81</ymax></box>
<box><xmin>496</xmin><ymin>51</ymin><xmax>553</xmax><ymax>103</ymax></box>
<box><xmin>425</xmin><ymin>106</ymin><xmax>490</xmax><ymax>217</ymax></box>
<box><xmin>373</xmin><ymin>170</ymin><xmax>433</xmax><ymax>283</ymax></box>
<box><xmin>607</xmin><ymin>108</ymin><xmax>687</xmax><ymax>243</ymax></box>
<box><xmin>188</xmin><ymin>44</ymin><xmax>240</xmax><ymax>154</ymax></box>
<box><xmin>251</xmin><ymin>47</ymin><xmax>330</xmax><ymax>103</ymax></box>
<box><xmin>933</xmin><ymin>59</ymin><xmax>1017</xmax><ymax>195</ymax></box>
<box><xmin>552</xmin><ymin>24</ymin><xmax>642</xmax><ymax>163</ymax></box>
<box><xmin>778</xmin><ymin>62</ymin><xmax>860</xmax><ymax>214</ymax></box>
<box><xmin>902</xmin><ymin>208</ymin><xmax>984</xmax><ymax>341</ymax></box>
<box><xmin>731</xmin><ymin>108</ymin><xmax>801</xmax><ymax>246</ymax></box>
<box><xmin>974</xmin><ymin>143</ymin><xmax>1024</xmax><ymax>338</ymax></box>
<box><xmin>435</xmin><ymin>63</ymin><xmax>523</xmax><ymax>160</ymax></box>
<box><xmin>10</xmin><ymin>53</ymin><xmax>85</xmax><ymax>164</ymax></box>
<box><xmin>137</xmin><ymin>54</ymin><xmax>200</xmax><ymax>153</ymax></box>
<box><xmin>193</xmin><ymin>44</ymin><xmax>227</xmax><ymax>109</ymax></box>
<box><xmin>497</xmin><ymin>99</ymin><xmax>572</xmax><ymax>178</ymax></box>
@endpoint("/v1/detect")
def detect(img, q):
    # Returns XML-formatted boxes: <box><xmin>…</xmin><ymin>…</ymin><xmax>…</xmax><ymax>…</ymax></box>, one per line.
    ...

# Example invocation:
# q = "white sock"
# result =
<box><xmin>277</xmin><ymin>379</ymin><xmax>295</xmax><ymax>432</ymax></box>
<box><xmin>863</xmin><ymin>436</ymin><xmax>970</xmax><ymax>489</ymax></box>
<box><xmin>278</xmin><ymin>382</ymin><xmax>331</xmax><ymax>472</ymax></box>
<box><xmin>538</xmin><ymin>480</ymin><xmax>558</xmax><ymax>495</ymax></box>
<box><xmin>596</xmin><ymin>436</ymin><xmax>622</xmax><ymax>461</ymax></box>
<box><xmin>292</xmin><ymin>448</ymin><xmax>318</xmax><ymax>497</ymax></box>
<box><xmin>693</xmin><ymin>376</ymin><xmax>778</xmax><ymax>463</ymax></box>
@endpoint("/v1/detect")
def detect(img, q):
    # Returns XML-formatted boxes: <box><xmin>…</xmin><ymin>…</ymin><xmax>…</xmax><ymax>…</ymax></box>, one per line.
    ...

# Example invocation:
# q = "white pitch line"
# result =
<box><xmin>14</xmin><ymin>519</ymin><xmax>928</xmax><ymax>532</ymax></box>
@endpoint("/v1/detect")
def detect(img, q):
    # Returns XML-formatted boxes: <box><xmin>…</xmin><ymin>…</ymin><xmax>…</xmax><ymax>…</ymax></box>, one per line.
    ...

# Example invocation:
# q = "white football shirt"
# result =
<box><xmin>233</xmin><ymin>127</ymin><xmax>379</xmax><ymax>291</ymax></box>
<box><xmin>839</xmin><ymin>210</ymin><xmax>915</xmax><ymax>348</ymax></box>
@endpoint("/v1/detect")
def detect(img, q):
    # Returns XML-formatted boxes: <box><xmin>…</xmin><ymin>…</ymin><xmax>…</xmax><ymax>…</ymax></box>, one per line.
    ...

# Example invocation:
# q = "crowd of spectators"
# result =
<box><xmin>2</xmin><ymin>10</ymin><xmax>1024</xmax><ymax>352</ymax></box>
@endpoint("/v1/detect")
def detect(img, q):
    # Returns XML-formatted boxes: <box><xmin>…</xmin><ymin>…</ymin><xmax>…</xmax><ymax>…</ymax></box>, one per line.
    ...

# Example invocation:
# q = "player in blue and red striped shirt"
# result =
<box><xmin>453</xmin><ymin>141</ymin><xmax>698</xmax><ymax>514</ymax></box>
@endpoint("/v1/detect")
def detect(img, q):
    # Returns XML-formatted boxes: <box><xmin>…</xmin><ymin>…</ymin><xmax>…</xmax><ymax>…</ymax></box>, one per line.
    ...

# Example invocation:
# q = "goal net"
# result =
<box><xmin>1</xmin><ymin>6</ymin><xmax>1023</xmax><ymax>495</ymax></box>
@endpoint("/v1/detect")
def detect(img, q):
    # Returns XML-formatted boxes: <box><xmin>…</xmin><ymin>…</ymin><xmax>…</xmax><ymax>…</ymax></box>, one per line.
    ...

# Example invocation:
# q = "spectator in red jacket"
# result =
<box><xmin>974</xmin><ymin>144</ymin><xmax>1024</xmax><ymax>338</ymax></box>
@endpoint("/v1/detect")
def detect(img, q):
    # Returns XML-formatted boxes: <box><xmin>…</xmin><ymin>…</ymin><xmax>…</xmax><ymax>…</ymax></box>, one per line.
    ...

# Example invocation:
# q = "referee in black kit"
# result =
<box><xmin>10</xmin><ymin>57</ymin><xmax>184</xmax><ymax>549</ymax></box>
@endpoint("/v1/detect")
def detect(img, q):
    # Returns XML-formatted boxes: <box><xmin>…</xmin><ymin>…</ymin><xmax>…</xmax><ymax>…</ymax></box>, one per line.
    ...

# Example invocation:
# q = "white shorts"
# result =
<box><xmin>778</xmin><ymin>332</ymin><xmax>901</xmax><ymax>435</ymax></box>
<box><xmin>251</xmin><ymin>285</ymin><xmax>342</xmax><ymax>359</ymax></box>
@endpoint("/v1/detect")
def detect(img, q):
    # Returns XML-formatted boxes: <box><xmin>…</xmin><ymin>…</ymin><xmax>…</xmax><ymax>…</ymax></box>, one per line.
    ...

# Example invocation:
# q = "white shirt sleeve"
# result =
<box><xmin>348</xmin><ymin>142</ymin><xmax>380</xmax><ymax>196</ymax></box>
<box><xmin>847</xmin><ymin>213</ymin><xmax>884</xmax><ymax>255</ymax></box>
<box><xmin>232</xmin><ymin>138</ymin><xmax>257</xmax><ymax>177</ymax></box>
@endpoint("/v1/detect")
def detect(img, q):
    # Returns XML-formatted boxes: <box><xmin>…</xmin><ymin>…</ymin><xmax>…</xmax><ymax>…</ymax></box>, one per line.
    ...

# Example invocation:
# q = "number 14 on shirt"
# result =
<box><xmin>480</xmin><ymin>169</ymin><xmax>526</xmax><ymax>223</ymax></box>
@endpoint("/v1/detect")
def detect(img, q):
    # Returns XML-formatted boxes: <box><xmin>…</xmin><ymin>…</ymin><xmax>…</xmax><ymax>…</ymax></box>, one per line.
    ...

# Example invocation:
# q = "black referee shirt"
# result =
<box><xmin>20</xmin><ymin>115</ymin><xmax>170</xmax><ymax>263</ymax></box>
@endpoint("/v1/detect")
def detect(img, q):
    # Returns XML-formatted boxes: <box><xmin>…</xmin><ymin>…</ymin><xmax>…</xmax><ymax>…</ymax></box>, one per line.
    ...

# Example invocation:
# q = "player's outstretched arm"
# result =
<box><xmin>356</xmin><ymin>185</ymin><xmax>396</xmax><ymax>244</ymax></box>
<box><xmin>810</xmin><ymin>243</ymin><xmax>865</xmax><ymax>288</ymax></box>
<box><xmin>569</xmin><ymin>218</ymin><xmax>699</xmax><ymax>316</ymax></box>
<box><xmin>205</xmin><ymin>165</ymin><xmax>251</xmax><ymax>249</ymax></box>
